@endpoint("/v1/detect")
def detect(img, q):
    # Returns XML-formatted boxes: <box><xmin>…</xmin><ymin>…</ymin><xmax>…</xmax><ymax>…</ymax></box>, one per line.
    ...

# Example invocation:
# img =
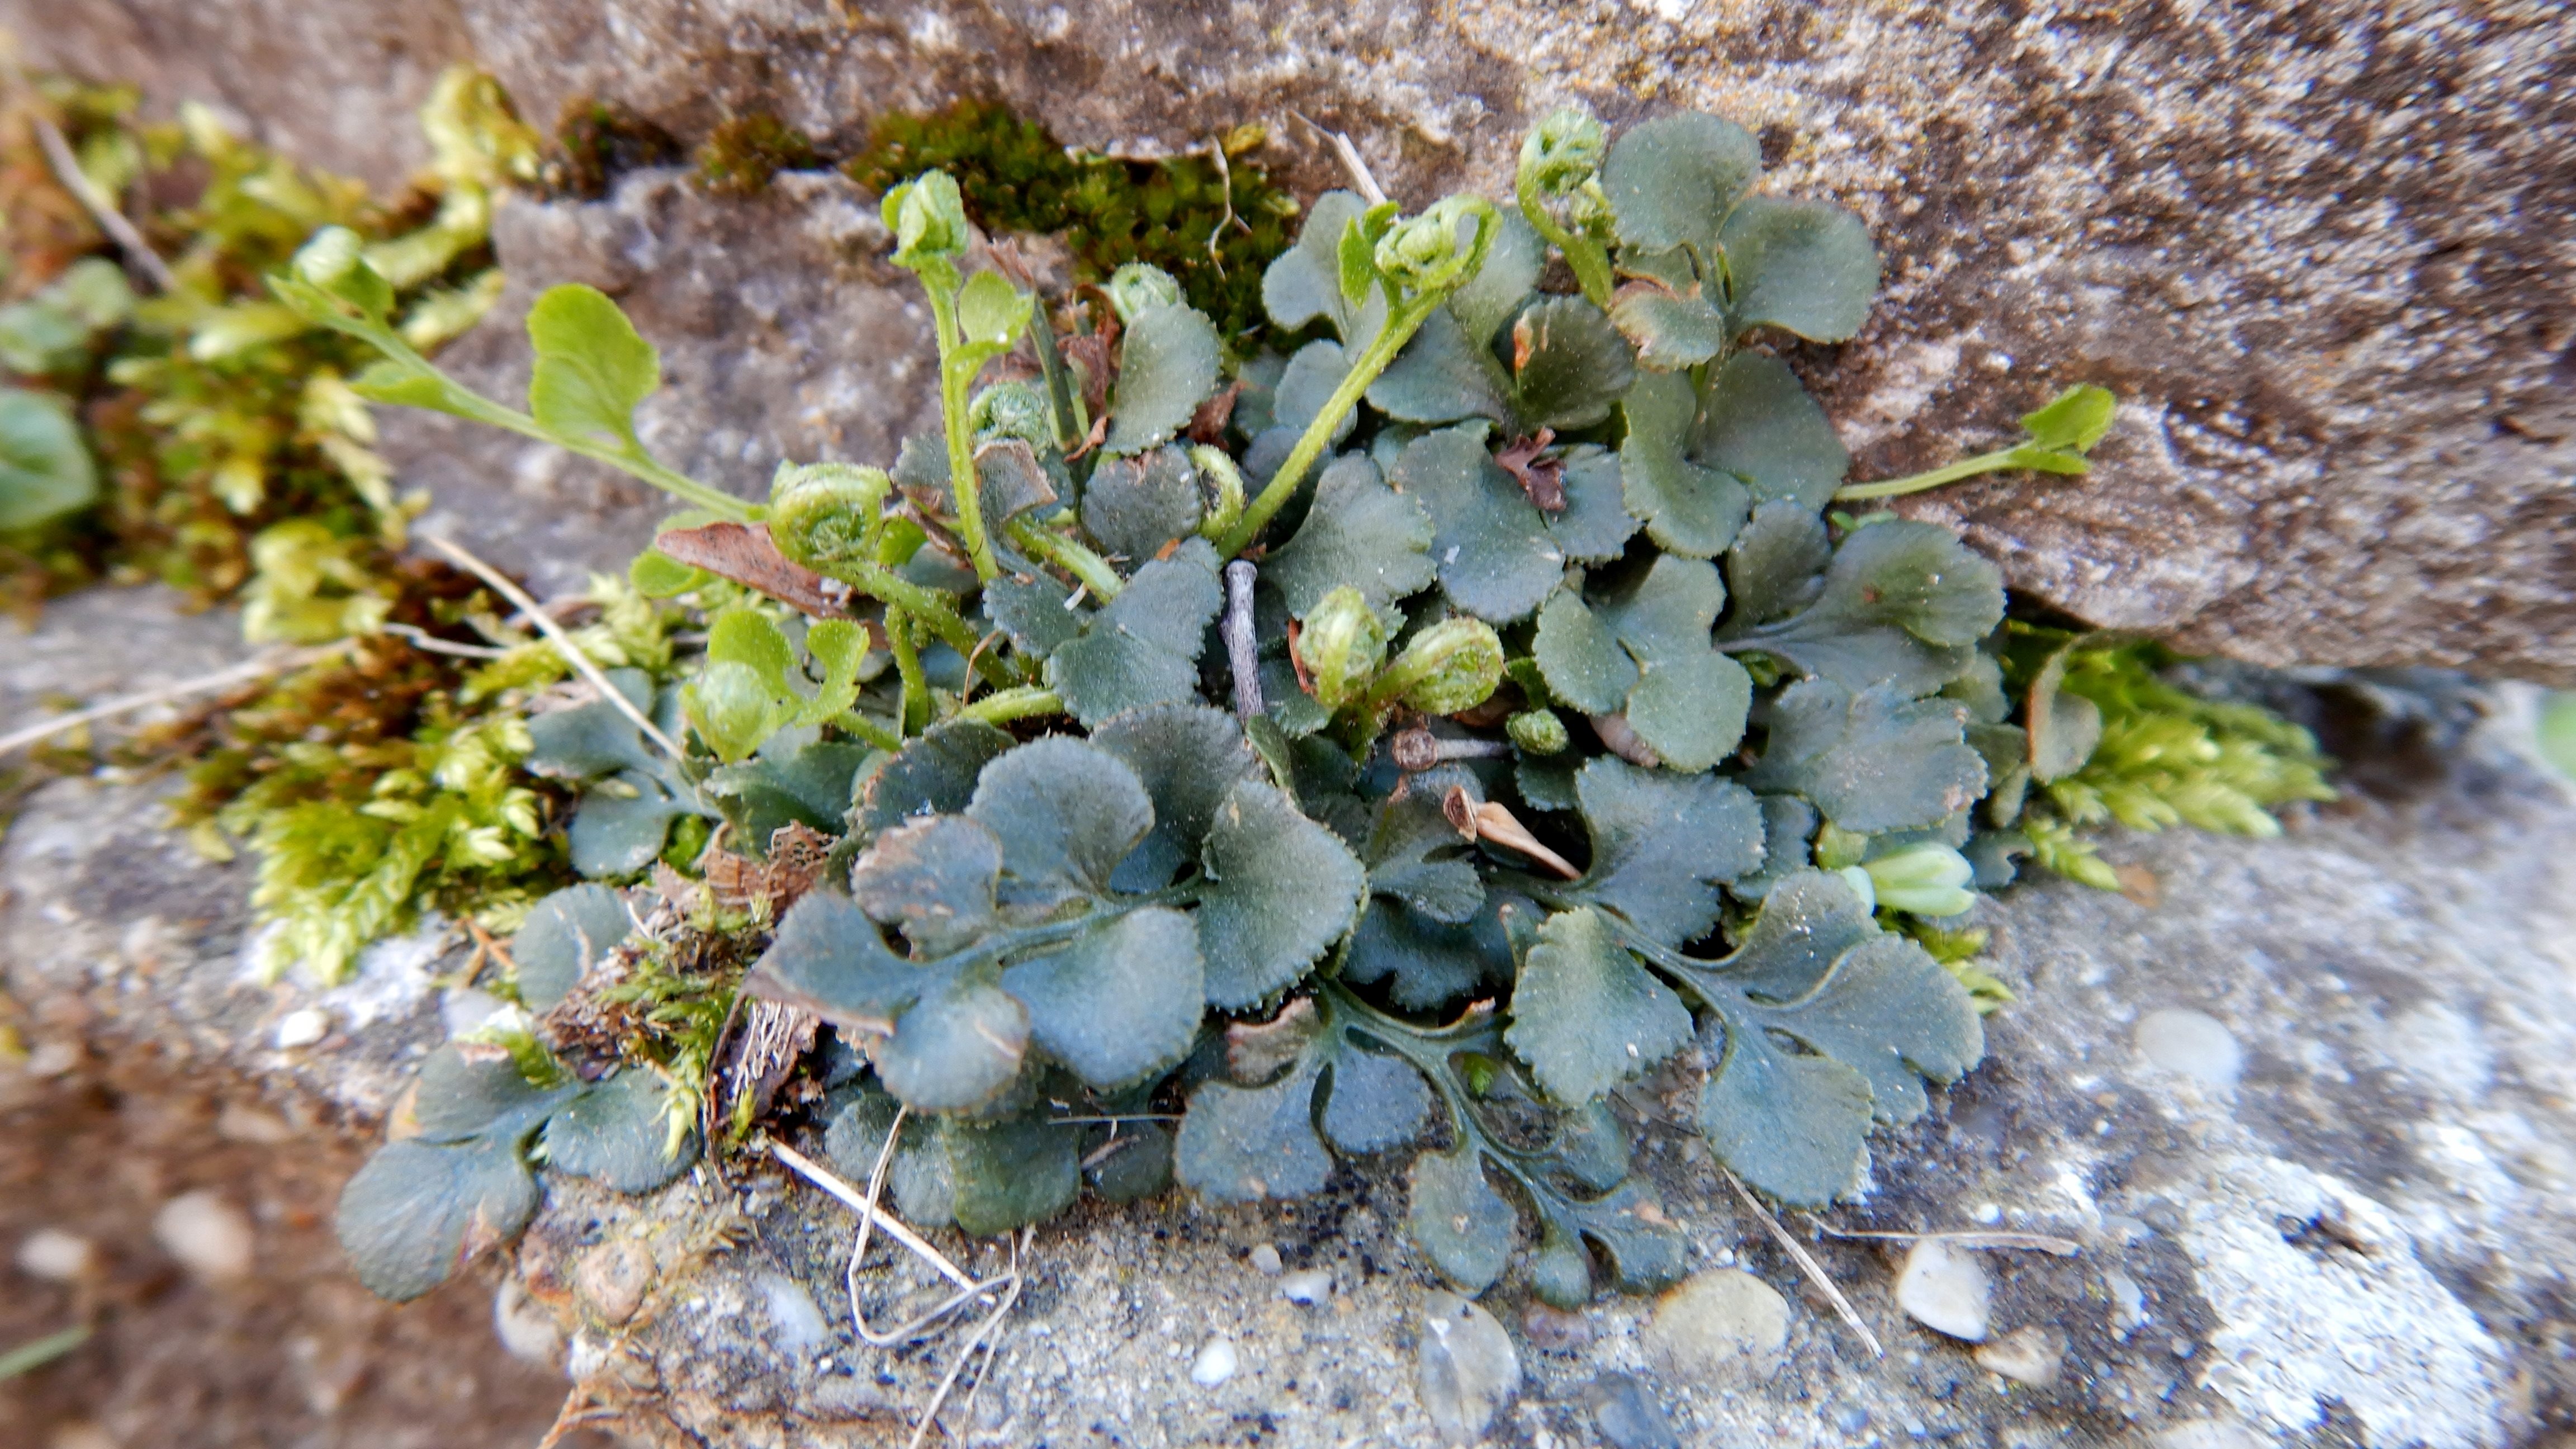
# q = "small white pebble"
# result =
<box><xmin>153</xmin><ymin>1190</ymin><xmax>254</xmax><ymax>1284</ymax></box>
<box><xmin>565</xmin><ymin>1332</ymin><xmax>611</xmax><ymax>1384</ymax></box>
<box><xmin>26</xmin><ymin>1039</ymin><xmax>80</xmax><ymax>1078</ymax></box>
<box><xmin>274</xmin><ymin>1008</ymin><xmax>330</xmax><ymax>1050</ymax></box>
<box><xmin>1248</xmin><ymin>1243</ymin><xmax>1283</xmax><ymax>1276</ymax></box>
<box><xmin>757</xmin><ymin>1271</ymin><xmax>831</xmax><ymax>1355</ymax></box>
<box><xmin>1971</xmin><ymin>1202</ymin><xmax>2002</xmax><ymax>1225</ymax></box>
<box><xmin>1190</xmin><ymin>1336</ymin><xmax>1238</xmax><ymax>1387</ymax></box>
<box><xmin>17</xmin><ymin>1227</ymin><xmax>97</xmax><ymax>1282</ymax></box>
<box><xmin>1279</xmin><ymin>1268</ymin><xmax>1332</xmax><ymax>1304</ymax></box>
<box><xmin>1894</xmin><ymin>1238</ymin><xmax>1990</xmax><ymax>1342</ymax></box>
<box><xmin>216</xmin><ymin>1104</ymin><xmax>295</xmax><ymax>1144</ymax></box>
<box><xmin>493</xmin><ymin>1278</ymin><xmax>561</xmax><ymax>1366</ymax></box>
<box><xmin>2135</xmin><ymin>1008</ymin><xmax>2242</xmax><ymax>1087</ymax></box>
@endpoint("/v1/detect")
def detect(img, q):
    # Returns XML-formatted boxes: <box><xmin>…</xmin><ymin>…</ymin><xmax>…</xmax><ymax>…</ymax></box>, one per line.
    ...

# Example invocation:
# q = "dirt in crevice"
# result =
<box><xmin>0</xmin><ymin>1054</ymin><xmax>602</xmax><ymax>1449</ymax></box>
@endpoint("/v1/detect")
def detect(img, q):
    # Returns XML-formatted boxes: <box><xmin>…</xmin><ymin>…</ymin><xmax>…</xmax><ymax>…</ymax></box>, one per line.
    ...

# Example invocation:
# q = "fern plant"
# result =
<box><xmin>299</xmin><ymin>103</ymin><xmax>2148</xmax><ymax>1306</ymax></box>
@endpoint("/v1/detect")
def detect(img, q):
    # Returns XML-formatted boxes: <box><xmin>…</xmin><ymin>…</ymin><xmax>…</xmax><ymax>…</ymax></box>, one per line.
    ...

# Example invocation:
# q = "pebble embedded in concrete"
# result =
<box><xmin>1642</xmin><ymin>1268</ymin><xmax>1789</xmax><ymax>1379</ymax></box>
<box><xmin>1418</xmin><ymin>1291</ymin><xmax>1519</xmax><ymax>1443</ymax></box>
<box><xmin>273</xmin><ymin>1006</ymin><xmax>330</xmax><ymax>1049</ymax></box>
<box><xmin>16</xmin><ymin>1226</ymin><xmax>97</xmax><ymax>1282</ymax></box>
<box><xmin>1248</xmin><ymin>1243</ymin><xmax>1283</xmax><ymax>1276</ymax></box>
<box><xmin>1974</xmin><ymin>1324</ymin><xmax>2064</xmax><ymax>1386</ymax></box>
<box><xmin>1895</xmin><ymin>1238</ymin><xmax>1990</xmax><ymax>1342</ymax></box>
<box><xmin>2104</xmin><ymin>1268</ymin><xmax>2148</xmax><ymax>1334</ymax></box>
<box><xmin>1191</xmin><ymin>1336</ymin><xmax>1238</xmax><ymax>1387</ymax></box>
<box><xmin>2135</xmin><ymin>1008</ymin><xmax>2244</xmax><ymax>1086</ymax></box>
<box><xmin>576</xmin><ymin>1238</ymin><xmax>655</xmax><ymax>1325</ymax></box>
<box><xmin>494</xmin><ymin>1277</ymin><xmax>562</xmax><ymax>1366</ymax></box>
<box><xmin>1279</xmin><ymin>1267</ymin><xmax>1330</xmax><ymax>1304</ymax></box>
<box><xmin>151</xmin><ymin>1189</ymin><xmax>254</xmax><ymax>1284</ymax></box>
<box><xmin>757</xmin><ymin>1271</ymin><xmax>830</xmax><ymax>1355</ymax></box>
<box><xmin>1584</xmin><ymin>1370</ymin><xmax>1682</xmax><ymax>1449</ymax></box>
<box><xmin>1522</xmin><ymin>1303</ymin><xmax>1594</xmax><ymax>1353</ymax></box>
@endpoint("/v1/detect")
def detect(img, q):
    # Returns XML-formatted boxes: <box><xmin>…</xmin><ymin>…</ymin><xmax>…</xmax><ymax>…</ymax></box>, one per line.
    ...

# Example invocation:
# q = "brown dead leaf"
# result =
<box><xmin>1060</xmin><ymin>329</ymin><xmax>1115</xmax><ymax>424</ymax></box>
<box><xmin>654</xmin><ymin>523</ymin><xmax>851</xmax><ymax>618</ymax></box>
<box><xmin>704</xmin><ymin>822</ymin><xmax>835</xmax><ymax>915</ymax></box>
<box><xmin>1225</xmin><ymin>997</ymin><xmax>1321</xmax><ymax>1082</ymax></box>
<box><xmin>1494</xmin><ymin>428</ymin><xmax>1565</xmax><ymax>513</ymax></box>
<box><xmin>2114</xmin><ymin>863</ymin><xmax>2161</xmax><ymax>908</ymax></box>
<box><xmin>1187</xmin><ymin>380</ymin><xmax>1243</xmax><ymax>444</ymax></box>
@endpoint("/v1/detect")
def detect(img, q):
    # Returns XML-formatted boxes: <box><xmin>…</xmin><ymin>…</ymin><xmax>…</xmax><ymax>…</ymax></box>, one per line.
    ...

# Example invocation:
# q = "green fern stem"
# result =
<box><xmin>1514</xmin><ymin>178</ymin><xmax>1613</xmax><ymax>308</ymax></box>
<box><xmin>807</xmin><ymin>557</ymin><xmax>1011</xmax><ymax>688</ymax></box>
<box><xmin>955</xmin><ymin>685</ymin><xmax>1064</xmax><ymax>726</ymax></box>
<box><xmin>301</xmin><ymin>309</ymin><xmax>755</xmax><ymax>523</ymax></box>
<box><xmin>887</xmin><ymin>609</ymin><xmax>930</xmax><ymax>733</ymax></box>
<box><xmin>1216</xmin><ymin>296</ymin><xmax>1438</xmax><ymax>557</ymax></box>
<box><xmin>924</xmin><ymin>283</ymin><xmax>1003</xmax><ymax>583</ymax></box>
<box><xmin>1834</xmin><ymin>447</ymin><xmax>2082</xmax><ymax>502</ymax></box>
<box><xmin>833</xmin><ymin>709</ymin><xmax>906</xmax><ymax>752</ymax></box>
<box><xmin>1006</xmin><ymin>518</ymin><xmax>1122</xmax><ymax>600</ymax></box>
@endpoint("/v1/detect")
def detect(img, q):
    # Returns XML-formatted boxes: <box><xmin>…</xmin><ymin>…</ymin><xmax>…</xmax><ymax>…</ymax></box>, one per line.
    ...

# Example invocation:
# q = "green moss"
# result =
<box><xmin>696</xmin><ymin>113</ymin><xmax>821</xmax><ymax>197</ymax></box>
<box><xmin>2044</xmin><ymin>637</ymin><xmax>2334</xmax><ymax>837</ymax></box>
<box><xmin>157</xmin><ymin>558</ymin><xmax>556</xmax><ymax>978</ymax></box>
<box><xmin>847</xmin><ymin>101</ymin><xmax>1295</xmax><ymax>337</ymax></box>
<box><xmin>2005</xmin><ymin>630</ymin><xmax>2336</xmax><ymax>890</ymax></box>
<box><xmin>550</xmin><ymin>96</ymin><xmax>681</xmax><ymax>201</ymax></box>
<box><xmin>1</xmin><ymin>67</ymin><xmax>530</xmax><ymax>613</ymax></box>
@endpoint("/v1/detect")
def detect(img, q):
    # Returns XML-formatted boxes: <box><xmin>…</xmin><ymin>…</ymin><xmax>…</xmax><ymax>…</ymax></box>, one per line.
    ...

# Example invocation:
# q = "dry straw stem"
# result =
<box><xmin>2</xmin><ymin>56</ymin><xmax>178</xmax><ymax>293</ymax></box>
<box><xmin>768</xmin><ymin>1138</ymin><xmax>977</xmax><ymax>1294</ymax></box>
<box><xmin>423</xmin><ymin>533</ymin><xmax>689</xmax><ymax>761</ymax></box>
<box><xmin>1294</xmin><ymin>111</ymin><xmax>1389</xmax><ymax>206</ymax></box>
<box><xmin>0</xmin><ymin>643</ymin><xmax>351</xmax><ymax>757</ymax></box>
<box><xmin>1806</xmin><ymin>1219</ymin><xmax>2083</xmax><ymax>1256</ymax></box>
<box><xmin>1723</xmin><ymin>1167</ymin><xmax>1886</xmax><ymax>1359</ymax></box>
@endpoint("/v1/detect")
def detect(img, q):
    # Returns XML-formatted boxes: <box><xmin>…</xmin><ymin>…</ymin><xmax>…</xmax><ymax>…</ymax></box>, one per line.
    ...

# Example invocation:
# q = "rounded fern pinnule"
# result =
<box><xmin>766</xmin><ymin>461</ymin><xmax>890</xmax><ymax>570</ymax></box>
<box><xmin>1301</xmin><ymin>585</ymin><xmax>1389</xmax><ymax>711</ymax></box>
<box><xmin>680</xmin><ymin>659</ymin><xmax>775</xmax><ymax>764</ymax></box>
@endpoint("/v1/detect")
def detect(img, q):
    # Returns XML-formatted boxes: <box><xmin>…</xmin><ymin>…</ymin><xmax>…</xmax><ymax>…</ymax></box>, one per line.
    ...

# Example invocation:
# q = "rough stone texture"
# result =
<box><xmin>0</xmin><ymin>590</ymin><xmax>584</xmax><ymax>1448</ymax></box>
<box><xmin>385</xmin><ymin>169</ymin><xmax>944</xmax><ymax>598</ymax></box>
<box><xmin>7</xmin><ymin>0</ymin><xmax>2570</xmax><ymax>678</ymax></box>
<box><xmin>10</xmin><ymin>591</ymin><xmax>2576</xmax><ymax>1447</ymax></box>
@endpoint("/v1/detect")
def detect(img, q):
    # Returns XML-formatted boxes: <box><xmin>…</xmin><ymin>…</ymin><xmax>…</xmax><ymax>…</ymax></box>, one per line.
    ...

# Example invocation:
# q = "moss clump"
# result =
<box><xmin>158</xmin><ymin>563</ymin><xmax>688</xmax><ymax>982</ymax></box>
<box><xmin>0</xmin><ymin>68</ymin><xmax>533</xmax><ymax>614</ymax></box>
<box><xmin>2006</xmin><ymin>629</ymin><xmax>2336</xmax><ymax>889</ymax></box>
<box><xmin>695</xmin><ymin>113</ymin><xmax>821</xmax><ymax>197</ymax></box>
<box><xmin>847</xmin><ymin>100</ymin><xmax>1294</xmax><ymax>337</ymax></box>
<box><xmin>550</xmin><ymin>96</ymin><xmax>681</xmax><ymax>201</ymax></box>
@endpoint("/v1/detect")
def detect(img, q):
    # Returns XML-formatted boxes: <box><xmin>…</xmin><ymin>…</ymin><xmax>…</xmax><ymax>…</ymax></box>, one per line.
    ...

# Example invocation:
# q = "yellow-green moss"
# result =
<box><xmin>847</xmin><ymin>101</ymin><xmax>1295</xmax><ymax>337</ymax></box>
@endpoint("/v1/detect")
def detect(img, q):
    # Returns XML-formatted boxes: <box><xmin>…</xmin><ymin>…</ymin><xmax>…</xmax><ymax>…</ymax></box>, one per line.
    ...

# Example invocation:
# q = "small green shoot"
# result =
<box><xmin>1836</xmin><ymin>384</ymin><xmax>2118</xmax><ymax>500</ymax></box>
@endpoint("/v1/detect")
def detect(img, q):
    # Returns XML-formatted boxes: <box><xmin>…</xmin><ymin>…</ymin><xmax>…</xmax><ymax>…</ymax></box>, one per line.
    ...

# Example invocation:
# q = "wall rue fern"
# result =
<box><xmin>0</xmin><ymin>71</ymin><xmax>2343</xmax><ymax>1320</ymax></box>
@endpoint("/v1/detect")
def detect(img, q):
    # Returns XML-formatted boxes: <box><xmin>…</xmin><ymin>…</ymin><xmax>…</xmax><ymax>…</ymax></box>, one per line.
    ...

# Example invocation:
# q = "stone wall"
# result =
<box><xmin>6</xmin><ymin>0</ymin><xmax>2570</xmax><ymax>680</ymax></box>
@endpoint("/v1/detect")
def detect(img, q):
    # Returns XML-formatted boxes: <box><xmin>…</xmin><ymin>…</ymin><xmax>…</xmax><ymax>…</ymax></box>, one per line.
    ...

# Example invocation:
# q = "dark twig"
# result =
<box><xmin>1221</xmin><ymin>560</ymin><xmax>1263</xmax><ymax>720</ymax></box>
